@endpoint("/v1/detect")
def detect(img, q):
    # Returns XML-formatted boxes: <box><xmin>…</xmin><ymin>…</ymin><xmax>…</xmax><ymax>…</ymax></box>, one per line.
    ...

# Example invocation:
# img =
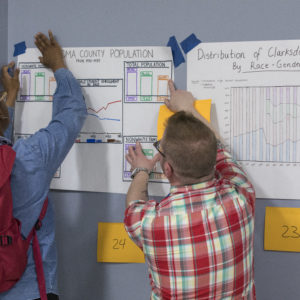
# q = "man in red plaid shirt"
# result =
<box><xmin>124</xmin><ymin>80</ymin><xmax>256</xmax><ymax>300</ymax></box>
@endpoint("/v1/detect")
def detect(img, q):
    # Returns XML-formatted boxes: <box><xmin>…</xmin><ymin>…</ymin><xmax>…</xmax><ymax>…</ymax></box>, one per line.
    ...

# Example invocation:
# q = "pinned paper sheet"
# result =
<box><xmin>264</xmin><ymin>207</ymin><xmax>300</xmax><ymax>252</ymax></box>
<box><xmin>157</xmin><ymin>99</ymin><xmax>211</xmax><ymax>140</ymax></box>
<box><xmin>97</xmin><ymin>222</ymin><xmax>145</xmax><ymax>263</ymax></box>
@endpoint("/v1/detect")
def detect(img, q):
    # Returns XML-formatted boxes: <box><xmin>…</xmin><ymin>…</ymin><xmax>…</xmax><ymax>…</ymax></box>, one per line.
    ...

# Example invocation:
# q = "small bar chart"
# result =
<box><xmin>123</xmin><ymin>136</ymin><xmax>166</xmax><ymax>182</ymax></box>
<box><xmin>230</xmin><ymin>86</ymin><xmax>300</xmax><ymax>163</ymax></box>
<box><xmin>19</xmin><ymin>63</ymin><xmax>56</xmax><ymax>101</ymax></box>
<box><xmin>124</xmin><ymin>61</ymin><xmax>172</xmax><ymax>102</ymax></box>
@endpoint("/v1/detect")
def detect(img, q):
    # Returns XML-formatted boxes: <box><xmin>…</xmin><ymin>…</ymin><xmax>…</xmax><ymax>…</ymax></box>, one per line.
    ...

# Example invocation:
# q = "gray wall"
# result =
<box><xmin>6</xmin><ymin>0</ymin><xmax>300</xmax><ymax>299</ymax></box>
<box><xmin>0</xmin><ymin>0</ymin><xmax>7</xmax><ymax>89</ymax></box>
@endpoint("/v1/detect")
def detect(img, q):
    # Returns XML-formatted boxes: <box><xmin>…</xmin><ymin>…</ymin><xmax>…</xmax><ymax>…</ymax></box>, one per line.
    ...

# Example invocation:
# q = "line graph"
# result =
<box><xmin>87</xmin><ymin>100</ymin><xmax>122</xmax><ymax>122</ymax></box>
<box><xmin>230</xmin><ymin>86</ymin><xmax>300</xmax><ymax>163</ymax></box>
<box><xmin>77</xmin><ymin>79</ymin><xmax>123</xmax><ymax>143</ymax></box>
<box><xmin>87</xmin><ymin>100</ymin><xmax>122</xmax><ymax>113</ymax></box>
<box><xmin>87</xmin><ymin>114</ymin><xmax>120</xmax><ymax>122</ymax></box>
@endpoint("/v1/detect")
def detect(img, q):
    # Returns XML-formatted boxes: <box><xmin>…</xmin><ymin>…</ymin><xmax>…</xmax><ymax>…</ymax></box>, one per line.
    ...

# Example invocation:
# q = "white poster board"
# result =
<box><xmin>187</xmin><ymin>40</ymin><xmax>300</xmax><ymax>199</ymax></box>
<box><xmin>15</xmin><ymin>47</ymin><xmax>173</xmax><ymax>196</ymax></box>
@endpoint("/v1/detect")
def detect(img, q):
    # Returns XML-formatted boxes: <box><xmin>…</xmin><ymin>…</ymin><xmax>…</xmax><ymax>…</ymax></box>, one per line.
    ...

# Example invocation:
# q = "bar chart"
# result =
<box><xmin>124</xmin><ymin>61</ymin><xmax>172</xmax><ymax>102</ymax></box>
<box><xmin>19</xmin><ymin>63</ymin><xmax>55</xmax><ymax>101</ymax></box>
<box><xmin>123</xmin><ymin>136</ymin><xmax>166</xmax><ymax>182</ymax></box>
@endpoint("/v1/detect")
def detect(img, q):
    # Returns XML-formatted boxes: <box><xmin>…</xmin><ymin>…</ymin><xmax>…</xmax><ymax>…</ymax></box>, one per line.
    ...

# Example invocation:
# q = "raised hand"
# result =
<box><xmin>34</xmin><ymin>30</ymin><xmax>66</xmax><ymax>72</ymax></box>
<box><xmin>1</xmin><ymin>61</ymin><xmax>20</xmax><ymax>107</ymax></box>
<box><xmin>164</xmin><ymin>80</ymin><xmax>196</xmax><ymax>113</ymax></box>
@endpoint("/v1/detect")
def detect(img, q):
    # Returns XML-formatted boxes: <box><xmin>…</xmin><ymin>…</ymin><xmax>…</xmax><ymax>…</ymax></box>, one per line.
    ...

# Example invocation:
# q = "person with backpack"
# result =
<box><xmin>0</xmin><ymin>31</ymin><xmax>87</xmax><ymax>300</ymax></box>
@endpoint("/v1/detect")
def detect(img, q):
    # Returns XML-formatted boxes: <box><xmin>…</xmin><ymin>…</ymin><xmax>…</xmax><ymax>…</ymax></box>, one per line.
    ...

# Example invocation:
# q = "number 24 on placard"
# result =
<box><xmin>112</xmin><ymin>238</ymin><xmax>126</xmax><ymax>249</ymax></box>
<box><xmin>281</xmin><ymin>225</ymin><xmax>300</xmax><ymax>238</ymax></box>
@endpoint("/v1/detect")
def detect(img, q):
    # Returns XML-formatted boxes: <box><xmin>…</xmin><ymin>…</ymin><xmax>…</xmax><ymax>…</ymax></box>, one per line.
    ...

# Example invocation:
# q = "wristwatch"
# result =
<box><xmin>130</xmin><ymin>167</ymin><xmax>151</xmax><ymax>179</ymax></box>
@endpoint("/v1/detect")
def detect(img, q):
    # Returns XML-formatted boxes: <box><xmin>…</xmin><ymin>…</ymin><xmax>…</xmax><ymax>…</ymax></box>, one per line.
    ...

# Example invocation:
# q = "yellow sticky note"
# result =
<box><xmin>157</xmin><ymin>99</ymin><xmax>212</xmax><ymax>140</ymax></box>
<box><xmin>97</xmin><ymin>222</ymin><xmax>145</xmax><ymax>263</ymax></box>
<box><xmin>264</xmin><ymin>207</ymin><xmax>300</xmax><ymax>252</ymax></box>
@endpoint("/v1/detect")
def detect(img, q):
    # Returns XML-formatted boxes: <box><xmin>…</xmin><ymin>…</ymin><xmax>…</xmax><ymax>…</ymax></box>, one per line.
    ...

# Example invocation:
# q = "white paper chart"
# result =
<box><xmin>15</xmin><ymin>47</ymin><xmax>173</xmax><ymax>195</ymax></box>
<box><xmin>187</xmin><ymin>40</ymin><xmax>300</xmax><ymax>199</ymax></box>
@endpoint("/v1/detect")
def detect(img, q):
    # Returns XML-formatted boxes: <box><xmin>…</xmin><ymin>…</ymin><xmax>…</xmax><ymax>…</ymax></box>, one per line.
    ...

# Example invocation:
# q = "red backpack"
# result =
<box><xmin>0</xmin><ymin>145</ymin><xmax>48</xmax><ymax>300</ymax></box>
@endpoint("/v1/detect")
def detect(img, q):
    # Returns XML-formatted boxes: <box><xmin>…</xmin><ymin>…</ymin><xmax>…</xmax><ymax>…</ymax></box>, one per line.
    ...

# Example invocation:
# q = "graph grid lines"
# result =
<box><xmin>230</xmin><ymin>86</ymin><xmax>300</xmax><ymax>163</ymax></box>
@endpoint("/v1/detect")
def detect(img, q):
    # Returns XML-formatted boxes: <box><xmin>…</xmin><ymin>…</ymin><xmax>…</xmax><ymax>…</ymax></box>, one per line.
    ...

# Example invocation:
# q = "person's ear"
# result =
<box><xmin>163</xmin><ymin>161</ymin><xmax>173</xmax><ymax>178</ymax></box>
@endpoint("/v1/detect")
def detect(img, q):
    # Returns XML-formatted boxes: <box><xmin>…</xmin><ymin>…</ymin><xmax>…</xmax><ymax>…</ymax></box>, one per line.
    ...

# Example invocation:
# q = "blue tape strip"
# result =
<box><xmin>167</xmin><ymin>36</ymin><xmax>185</xmax><ymax>68</ymax></box>
<box><xmin>180</xmin><ymin>33</ymin><xmax>201</xmax><ymax>54</ymax></box>
<box><xmin>13</xmin><ymin>41</ymin><xmax>26</xmax><ymax>57</ymax></box>
<box><xmin>7</xmin><ymin>68</ymin><xmax>14</xmax><ymax>77</ymax></box>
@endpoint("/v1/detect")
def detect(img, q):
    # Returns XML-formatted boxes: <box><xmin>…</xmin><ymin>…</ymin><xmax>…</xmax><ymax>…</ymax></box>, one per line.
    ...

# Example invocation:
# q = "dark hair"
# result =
<box><xmin>162</xmin><ymin>111</ymin><xmax>217</xmax><ymax>179</ymax></box>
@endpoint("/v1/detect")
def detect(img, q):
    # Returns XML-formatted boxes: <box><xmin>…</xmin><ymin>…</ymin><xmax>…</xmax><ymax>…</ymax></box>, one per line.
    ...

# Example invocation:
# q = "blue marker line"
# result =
<box><xmin>88</xmin><ymin>113</ymin><xmax>120</xmax><ymax>122</ymax></box>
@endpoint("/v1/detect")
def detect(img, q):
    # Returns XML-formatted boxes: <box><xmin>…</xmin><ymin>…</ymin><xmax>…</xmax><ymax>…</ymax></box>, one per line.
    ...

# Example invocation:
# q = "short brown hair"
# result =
<box><xmin>162</xmin><ymin>111</ymin><xmax>217</xmax><ymax>179</ymax></box>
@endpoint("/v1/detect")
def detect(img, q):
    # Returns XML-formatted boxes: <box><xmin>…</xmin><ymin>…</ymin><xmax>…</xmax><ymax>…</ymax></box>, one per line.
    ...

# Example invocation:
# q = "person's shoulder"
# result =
<box><xmin>13</xmin><ymin>135</ymin><xmax>43</xmax><ymax>161</ymax></box>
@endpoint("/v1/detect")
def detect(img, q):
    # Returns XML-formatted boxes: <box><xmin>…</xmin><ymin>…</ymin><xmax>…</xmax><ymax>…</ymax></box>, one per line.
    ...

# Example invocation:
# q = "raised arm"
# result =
<box><xmin>125</xmin><ymin>142</ymin><xmax>160</xmax><ymax>207</ymax></box>
<box><xmin>16</xmin><ymin>31</ymin><xmax>87</xmax><ymax>175</ymax></box>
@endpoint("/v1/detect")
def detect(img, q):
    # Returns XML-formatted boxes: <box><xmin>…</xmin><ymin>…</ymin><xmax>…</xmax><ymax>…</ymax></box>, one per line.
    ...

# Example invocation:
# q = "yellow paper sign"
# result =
<box><xmin>97</xmin><ymin>222</ymin><xmax>145</xmax><ymax>263</ymax></box>
<box><xmin>157</xmin><ymin>99</ymin><xmax>212</xmax><ymax>140</ymax></box>
<box><xmin>264</xmin><ymin>207</ymin><xmax>300</xmax><ymax>252</ymax></box>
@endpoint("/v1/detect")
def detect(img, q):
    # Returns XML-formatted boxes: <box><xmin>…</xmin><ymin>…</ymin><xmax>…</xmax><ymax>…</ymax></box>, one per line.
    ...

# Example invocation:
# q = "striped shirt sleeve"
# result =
<box><xmin>215</xmin><ymin>146</ymin><xmax>255</xmax><ymax>207</ymax></box>
<box><xmin>124</xmin><ymin>199</ymin><xmax>157</xmax><ymax>249</ymax></box>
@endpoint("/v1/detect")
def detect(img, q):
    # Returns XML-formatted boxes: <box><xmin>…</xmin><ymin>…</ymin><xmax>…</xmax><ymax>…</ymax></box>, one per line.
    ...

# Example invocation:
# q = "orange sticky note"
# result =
<box><xmin>264</xmin><ymin>207</ymin><xmax>300</xmax><ymax>252</ymax></box>
<box><xmin>97</xmin><ymin>222</ymin><xmax>145</xmax><ymax>263</ymax></box>
<box><xmin>157</xmin><ymin>99</ymin><xmax>212</xmax><ymax>140</ymax></box>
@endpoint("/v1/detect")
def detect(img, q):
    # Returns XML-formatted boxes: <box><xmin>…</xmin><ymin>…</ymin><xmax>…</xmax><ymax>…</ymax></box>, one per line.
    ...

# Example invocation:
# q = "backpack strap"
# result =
<box><xmin>27</xmin><ymin>198</ymin><xmax>49</xmax><ymax>300</ymax></box>
<box><xmin>0</xmin><ymin>145</ymin><xmax>16</xmax><ymax>231</ymax></box>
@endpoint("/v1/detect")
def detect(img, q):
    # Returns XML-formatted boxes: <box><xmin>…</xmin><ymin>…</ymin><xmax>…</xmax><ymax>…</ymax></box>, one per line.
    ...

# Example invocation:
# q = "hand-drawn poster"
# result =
<box><xmin>16</xmin><ymin>47</ymin><xmax>173</xmax><ymax>195</ymax></box>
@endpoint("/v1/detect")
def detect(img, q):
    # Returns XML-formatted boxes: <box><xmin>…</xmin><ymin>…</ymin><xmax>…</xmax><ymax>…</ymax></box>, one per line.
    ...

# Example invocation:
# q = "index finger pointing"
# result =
<box><xmin>168</xmin><ymin>79</ymin><xmax>176</xmax><ymax>94</ymax></box>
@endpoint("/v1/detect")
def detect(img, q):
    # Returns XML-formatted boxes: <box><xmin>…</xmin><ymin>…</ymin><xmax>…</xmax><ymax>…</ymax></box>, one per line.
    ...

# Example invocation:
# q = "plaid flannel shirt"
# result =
<box><xmin>124</xmin><ymin>147</ymin><xmax>255</xmax><ymax>300</ymax></box>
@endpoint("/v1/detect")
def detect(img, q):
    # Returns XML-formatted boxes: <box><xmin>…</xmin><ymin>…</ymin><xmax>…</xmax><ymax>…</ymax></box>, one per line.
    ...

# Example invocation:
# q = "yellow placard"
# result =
<box><xmin>97</xmin><ymin>222</ymin><xmax>145</xmax><ymax>263</ymax></box>
<box><xmin>157</xmin><ymin>99</ymin><xmax>212</xmax><ymax>140</ymax></box>
<box><xmin>264</xmin><ymin>207</ymin><xmax>300</xmax><ymax>252</ymax></box>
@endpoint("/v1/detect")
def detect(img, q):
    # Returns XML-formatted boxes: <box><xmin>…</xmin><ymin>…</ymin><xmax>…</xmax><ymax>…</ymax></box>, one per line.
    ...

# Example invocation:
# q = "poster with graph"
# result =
<box><xmin>187</xmin><ymin>40</ymin><xmax>300</xmax><ymax>199</ymax></box>
<box><xmin>15</xmin><ymin>47</ymin><xmax>173</xmax><ymax>195</ymax></box>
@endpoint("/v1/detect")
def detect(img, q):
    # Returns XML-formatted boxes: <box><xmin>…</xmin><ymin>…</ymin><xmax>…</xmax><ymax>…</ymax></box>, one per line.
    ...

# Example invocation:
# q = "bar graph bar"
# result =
<box><xmin>157</xmin><ymin>75</ymin><xmax>169</xmax><ymax>102</ymax></box>
<box><xmin>20</xmin><ymin>70</ymin><xmax>31</xmax><ymax>101</ymax></box>
<box><xmin>140</xmin><ymin>71</ymin><xmax>153</xmax><ymax>101</ymax></box>
<box><xmin>126</xmin><ymin>68</ymin><xmax>138</xmax><ymax>102</ymax></box>
<box><xmin>230</xmin><ymin>86</ymin><xmax>300</xmax><ymax>163</ymax></box>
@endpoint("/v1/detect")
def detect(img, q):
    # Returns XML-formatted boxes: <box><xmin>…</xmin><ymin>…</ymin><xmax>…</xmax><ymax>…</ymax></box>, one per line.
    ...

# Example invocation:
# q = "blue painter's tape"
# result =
<box><xmin>87</xmin><ymin>139</ymin><xmax>96</xmax><ymax>143</ymax></box>
<box><xmin>7</xmin><ymin>68</ymin><xmax>14</xmax><ymax>77</ymax></box>
<box><xmin>167</xmin><ymin>36</ymin><xmax>185</xmax><ymax>67</ymax></box>
<box><xmin>180</xmin><ymin>33</ymin><xmax>201</xmax><ymax>54</ymax></box>
<box><xmin>13</xmin><ymin>41</ymin><xmax>27</xmax><ymax>57</ymax></box>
